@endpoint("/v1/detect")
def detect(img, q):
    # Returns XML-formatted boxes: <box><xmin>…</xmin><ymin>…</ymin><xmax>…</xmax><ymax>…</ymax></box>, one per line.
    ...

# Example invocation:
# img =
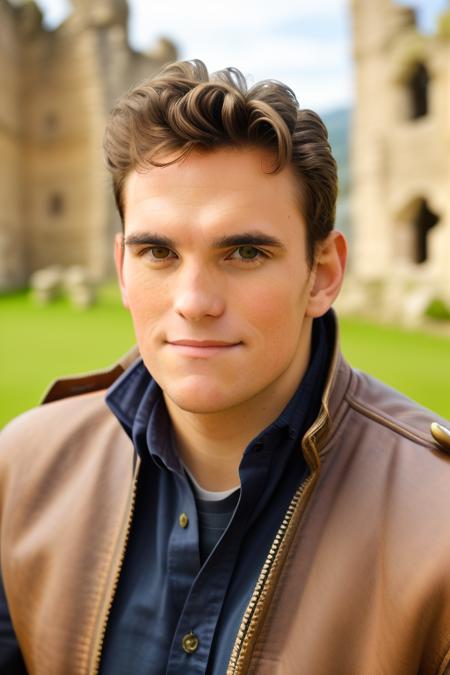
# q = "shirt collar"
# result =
<box><xmin>272</xmin><ymin>313</ymin><xmax>330</xmax><ymax>439</ymax></box>
<box><xmin>106</xmin><ymin>311</ymin><xmax>333</xmax><ymax>471</ymax></box>
<box><xmin>106</xmin><ymin>362</ymin><xmax>183</xmax><ymax>472</ymax></box>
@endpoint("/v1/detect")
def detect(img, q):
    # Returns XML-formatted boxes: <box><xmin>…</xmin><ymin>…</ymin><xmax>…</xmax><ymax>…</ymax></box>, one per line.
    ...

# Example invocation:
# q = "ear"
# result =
<box><xmin>306</xmin><ymin>231</ymin><xmax>347</xmax><ymax>318</ymax></box>
<box><xmin>114</xmin><ymin>233</ymin><xmax>129</xmax><ymax>309</ymax></box>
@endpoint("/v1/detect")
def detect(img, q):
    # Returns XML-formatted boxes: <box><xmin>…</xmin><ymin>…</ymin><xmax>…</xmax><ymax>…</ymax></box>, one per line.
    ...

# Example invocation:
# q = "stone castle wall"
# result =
<box><xmin>350</xmin><ymin>0</ymin><xmax>450</xmax><ymax>306</ymax></box>
<box><xmin>0</xmin><ymin>0</ymin><xmax>177</xmax><ymax>290</ymax></box>
<box><xmin>0</xmin><ymin>0</ymin><xmax>26</xmax><ymax>288</ymax></box>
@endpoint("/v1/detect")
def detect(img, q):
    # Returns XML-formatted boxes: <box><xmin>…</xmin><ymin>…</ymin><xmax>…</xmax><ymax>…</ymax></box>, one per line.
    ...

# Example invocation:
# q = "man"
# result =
<box><xmin>0</xmin><ymin>59</ymin><xmax>449</xmax><ymax>675</ymax></box>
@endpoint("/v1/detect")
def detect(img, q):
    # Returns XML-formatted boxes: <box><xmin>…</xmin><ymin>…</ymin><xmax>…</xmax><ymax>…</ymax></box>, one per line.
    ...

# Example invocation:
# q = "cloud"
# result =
<box><xmin>36</xmin><ymin>0</ymin><xmax>70</xmax><ymax>27</ymax></box>
<box><xmin>129</xmin><ymin>0</ymin><xmax>352</xmax><ymax>111</ymax></box>
<box><xmin>36</xmin><ymin>0</ymin><xmax>353</xmax><ymax>111</ymax></box>
<box><xmin>129</xmin><ymin>0</ymin><xmax>351</xmax><ymax>59</ymax></box>
<box><xmin>130</xmin><ymin>0</ymin><xmax>347</xmax><ymax>39</ymax></box>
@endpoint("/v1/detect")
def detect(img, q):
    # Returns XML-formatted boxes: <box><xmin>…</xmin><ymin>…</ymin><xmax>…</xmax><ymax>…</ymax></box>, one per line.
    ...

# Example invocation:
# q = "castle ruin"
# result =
<box><xmin>0</xmin><ymin>0</ymin><xmax>177</xmax><ymax>290</ymax></box>
<box><xmin>349</xmin><ymin>0</ymin><xmax>450</xmax><ymax>318</ymax></box>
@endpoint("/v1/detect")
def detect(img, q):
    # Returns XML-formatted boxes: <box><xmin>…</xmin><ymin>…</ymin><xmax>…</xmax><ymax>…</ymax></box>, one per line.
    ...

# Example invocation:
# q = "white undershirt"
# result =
<box><xmin>183</xmin><ymin>463</ymin><xmax>240</xmax><ymax>502</ymax></box>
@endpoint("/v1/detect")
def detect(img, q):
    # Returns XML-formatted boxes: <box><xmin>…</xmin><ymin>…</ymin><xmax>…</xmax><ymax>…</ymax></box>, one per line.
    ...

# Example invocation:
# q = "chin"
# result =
<box><xmin>167</xmin><ymin>390</ymin><xmax>236</xmax><ymax>415</ymax></box>
<box><xmin>170</xmin><ymin>399</ymin><xmax>231</xmax><ymax>415</ymax></box>
<box><xmin>160</xmin><ymin>378</ymin><xmax>246</xmax><ymax>416</ymax></box>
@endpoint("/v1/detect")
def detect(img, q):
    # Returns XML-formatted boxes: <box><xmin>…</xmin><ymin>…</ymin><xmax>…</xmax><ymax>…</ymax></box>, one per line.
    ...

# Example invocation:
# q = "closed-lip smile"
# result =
<box><xmin>166</xmin><ymin>339</ymin><xmax>241</xmax><ymax>357</ymax></box>
<box><xmin>168</xmin><ymin>340</ymin><xmax>239</xmax><ymax>347</ymax></box>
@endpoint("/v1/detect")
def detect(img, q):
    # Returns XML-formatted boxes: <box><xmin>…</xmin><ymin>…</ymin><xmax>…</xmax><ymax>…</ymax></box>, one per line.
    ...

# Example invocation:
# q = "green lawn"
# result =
<box><xmin>1</xmin><ymin>286</ymin><xmax>449</xmax><ymax>428</ymax></box>
<box><xmin>339</xmin><ymin>318</ymin><xmax>449</xmax><ymax>419</ymax></box>
<box><xmin>1</xmin><ymin>285</ymin><xmax>135</xmax><ymax>428</ymax></box>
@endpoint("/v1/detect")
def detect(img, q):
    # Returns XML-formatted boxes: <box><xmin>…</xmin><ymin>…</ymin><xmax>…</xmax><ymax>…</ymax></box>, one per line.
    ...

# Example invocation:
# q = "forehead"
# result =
<box><xmin>123</xmin><ymin>146</ymin><xmax>302</xmax><ymax>228</ymax></box>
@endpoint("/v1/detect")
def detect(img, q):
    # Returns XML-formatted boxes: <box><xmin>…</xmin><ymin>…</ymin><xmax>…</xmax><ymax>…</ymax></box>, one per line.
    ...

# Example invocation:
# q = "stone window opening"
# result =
<box><xmin>407</xmin><ymin>62</ymin><xmax>429</xmax><ymax>119</ymax></box>
<box><xmin>413</xmin><ymin>198</ymin><xmax>439</xmax><ymax>263</ymax></box>
<box><xmin>48</xmin><ymin>193</ymin><xmax>64</xmax><ymax>216</ymax></box>
<box><xmin>42</xmin><ymin>112</ymin><xmax>61</xmax><ymax>142</ymax></box>
<box><xmin>44</xmin><ymin>112</ymin><xmax>58</xmax><ymax>133</ymax></box>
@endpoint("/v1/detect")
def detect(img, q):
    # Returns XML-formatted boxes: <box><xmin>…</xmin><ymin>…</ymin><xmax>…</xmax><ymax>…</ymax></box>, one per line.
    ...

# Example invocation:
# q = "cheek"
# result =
<box><xmin>242</xmin><ymin>279</ymin><xmax>308</xmax><ymax>344</ymax></box>
<box><xmin>123</xmin><ymin>266</ymin><xmax>167</xmax><ymax>335</ymax></box>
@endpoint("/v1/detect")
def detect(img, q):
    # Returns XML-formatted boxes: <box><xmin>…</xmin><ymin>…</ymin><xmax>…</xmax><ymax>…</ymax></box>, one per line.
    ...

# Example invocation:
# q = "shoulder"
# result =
<box><xmin>328</xmin><ymin>365</ymin><xmax>450</xmax><ymax>531</ymax></box>
<box><xmin>345</xmin><ymin>366</ymin><xmax>449</xmax><ymax>456</ymax></box>
<box><xmin>320</xmin><ymin>362</ymin><xmax>450</xmax><ymax>565</ymax></box>
<box><xmin>0</xmin><ymin>348</ymin><xmax>141</xmax><ymax>498</ymax></box>
<box><xmin>323</xmin><ymin>357</ymin><xmax>450</xmax><ymax>520</ymax></box>
<box><xmin>0</xmin><ymin>391</ymin><xmax>126</xmax><ymax>482</ymax></box>
<box><xmin>1</xmin><ymin>390</ymin><xmax>111</xmax><ymax>444</ymax></box>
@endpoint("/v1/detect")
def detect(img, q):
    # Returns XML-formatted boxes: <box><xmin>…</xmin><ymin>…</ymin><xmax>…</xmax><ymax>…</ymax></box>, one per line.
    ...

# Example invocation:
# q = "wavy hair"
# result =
<box><xmin>104</xmin><ymin>59</ymin><xmax>337</xmax><ymax>264</ymax></box>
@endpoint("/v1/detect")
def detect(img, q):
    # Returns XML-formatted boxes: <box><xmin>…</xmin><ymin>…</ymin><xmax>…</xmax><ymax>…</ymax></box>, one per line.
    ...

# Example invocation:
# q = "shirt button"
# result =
<box><xmin>179</xmin><ymin>512</ymin><xmax>189</xmax><ymax>528</ymax></box>
<box><xmin>182</xmin><ymin>631</ymin><xmax>199</xmax><ymax>654</ymax></box>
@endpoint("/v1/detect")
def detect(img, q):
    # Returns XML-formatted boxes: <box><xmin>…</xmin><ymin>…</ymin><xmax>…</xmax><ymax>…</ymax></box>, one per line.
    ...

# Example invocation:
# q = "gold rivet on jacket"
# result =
<box><xmin>430</xmin><ymin>422</ymin><xmax>450</xmax><ymax>454</ymax></box>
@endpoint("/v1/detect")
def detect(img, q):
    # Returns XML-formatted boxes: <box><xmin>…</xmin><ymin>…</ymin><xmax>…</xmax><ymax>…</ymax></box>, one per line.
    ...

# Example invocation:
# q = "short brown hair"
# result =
<box><xmin>104</xmin><ymin>59</ymin><xmax>337</xmax><ymax>264</ymax></box>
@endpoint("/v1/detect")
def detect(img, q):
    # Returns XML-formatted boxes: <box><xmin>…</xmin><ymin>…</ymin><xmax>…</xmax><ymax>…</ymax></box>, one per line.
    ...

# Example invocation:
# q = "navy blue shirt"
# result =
<box><xmin>196</xmin><ymin>491</ymin><xmax>240</xmax><ymax>564</ymax></box>
<box><xmin>0</xmin><ymin>314</ymin><xmax>332</xmax><ymax>674</ymax></box>
<box><xmin>99</xmin><ymin>315</ymin><xmax>331</xmax><ymax>674</ymax></box>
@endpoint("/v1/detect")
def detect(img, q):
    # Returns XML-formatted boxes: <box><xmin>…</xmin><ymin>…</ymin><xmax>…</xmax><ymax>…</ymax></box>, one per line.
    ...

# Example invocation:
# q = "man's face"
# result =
<box><xmin>117</xmin><ymin>146</ymin><xmax>322</xmax><ymax>416</ymax></box>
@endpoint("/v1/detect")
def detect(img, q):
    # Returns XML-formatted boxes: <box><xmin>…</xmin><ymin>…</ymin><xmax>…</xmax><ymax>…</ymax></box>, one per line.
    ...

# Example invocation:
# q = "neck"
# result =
<box><xmin>166</xmin><ymin>402</ymin><xmax>262</xmax><ymax>491</ymax></box>
<box><xmin>164</xmin><ymin>328</ymin><xmax>312</xmax><ymax>491</ymax></box>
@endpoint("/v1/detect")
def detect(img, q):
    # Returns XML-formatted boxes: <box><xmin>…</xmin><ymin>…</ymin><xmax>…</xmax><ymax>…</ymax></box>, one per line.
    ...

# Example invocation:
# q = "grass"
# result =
<box><xmin>0</xmin><ymin>285</ymin><xmax>135</xmax><ymax>427</ymax></box>
<box><xmin>1</xmin><ymin>286</ymin><xmax>449</xmax><ymax>428</ymax></box>
<box><xmin>339</xmin><ymin>318</ymin><xmax>450</xmax><ymax>418</ymax></box>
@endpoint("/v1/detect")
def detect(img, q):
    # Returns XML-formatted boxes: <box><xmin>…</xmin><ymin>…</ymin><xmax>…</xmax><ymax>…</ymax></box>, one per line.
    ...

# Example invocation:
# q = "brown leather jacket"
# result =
<box><xmin>1</xmin><ymin>337</ymin><xmax>450</xmax><ymax>675</ymax></box>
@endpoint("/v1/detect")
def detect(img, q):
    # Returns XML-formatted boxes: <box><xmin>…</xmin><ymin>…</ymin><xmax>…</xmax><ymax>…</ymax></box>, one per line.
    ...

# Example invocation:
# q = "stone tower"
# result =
<box><xmin>0</xmin><ymin>0</ymin><xmax>177</xmax><ymax>290</ymax></box>
<box><xmin>350</xmin><ymin>0</ymin><xmax>450</xmax><ymax>309</ymax></box>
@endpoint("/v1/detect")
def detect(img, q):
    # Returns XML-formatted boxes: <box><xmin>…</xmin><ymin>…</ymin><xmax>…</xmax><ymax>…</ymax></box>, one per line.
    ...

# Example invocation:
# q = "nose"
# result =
<box><xmin>173</xmin><ymin>265</ymin><xmax>225</xmax><ymax>321</ymax></box>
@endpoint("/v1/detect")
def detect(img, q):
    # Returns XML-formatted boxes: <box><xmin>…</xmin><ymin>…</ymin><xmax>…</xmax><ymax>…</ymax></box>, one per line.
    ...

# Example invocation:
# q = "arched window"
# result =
<box><xmin>48</xmin><ymin>193</ymin><xmax>64</xmax><ymax>216</ymax></box>
<box><xmin>413</xmin><ymin>199</ymin><xmax>438</xmax><ymax>263</ymax></box>
<box><xmin>395</xmin><ymin>197</ymin><xmax>439</xmax><ymax>265</ymax></box>
<box><xmin>44</xmin><ymin>112</ymin><xmax>58</xmax><ymax>134</ymax></box>
<box><xmin>407</xmin><ymin>62</ymin><xmax>429</xmax><ymax>119</ymax></box>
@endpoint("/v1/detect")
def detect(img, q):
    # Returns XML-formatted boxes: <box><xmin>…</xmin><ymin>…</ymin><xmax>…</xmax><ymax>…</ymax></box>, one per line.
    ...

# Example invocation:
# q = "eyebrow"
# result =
<box><xmin>124</xmin><ymin>233</ymin><xmax>174</xmax><ymax>248</ymax></box>
<box><xmin>123</xmin><ymin>230</ymin><xmax>285</xmax><ymax>249</ymax></box>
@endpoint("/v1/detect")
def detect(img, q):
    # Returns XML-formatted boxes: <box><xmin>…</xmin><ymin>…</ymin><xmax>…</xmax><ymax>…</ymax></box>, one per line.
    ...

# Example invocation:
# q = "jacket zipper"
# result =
<box><xmin>88</xmin><ymin>447</ymin><xmax>317</xmax><ymax>675</ymax></box>
<box><xmin>88</xmin><ymin>360</ymin><xmax>330</xmax><ymax>674</ymax></box>
<box><xmin>90</xmin><ymin>458</ymin><xmax>141</xmax><ymax>674</ymax></box>
<box><xmin>226</xmin><ymin>404</ymin><xmax>327</xmax><ymax>675</ymax></box>
<box><xmin>227</xmin><ymin>472</ymin><xmax>314</xmax><ymax>674</ymax></box>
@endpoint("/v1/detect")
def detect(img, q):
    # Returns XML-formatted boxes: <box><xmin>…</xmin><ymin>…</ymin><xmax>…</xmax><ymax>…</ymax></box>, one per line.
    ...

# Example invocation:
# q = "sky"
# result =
<box><xmin>34</xmin><ymin>0</ymin><xmax>449</xmax><ymax>114</ymax></box>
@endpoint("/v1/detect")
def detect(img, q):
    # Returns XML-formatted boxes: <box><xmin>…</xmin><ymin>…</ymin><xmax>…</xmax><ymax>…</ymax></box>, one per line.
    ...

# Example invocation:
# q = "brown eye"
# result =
<box><xmin>151</xmin><ymin>247</ymin><xmax>170</xmax><ymax>259</ymax></box>
<box><xmin>227</xmin><ymin>246</ymin><xmax>268</xmax><ymax>263</ymax></box>
<box><xmin>236</xmin><ymin>246</ymin><xmax>261</xmax><ymax>259</ymax></box>
<box><xmin>238</xmin><ymin>246</ymin><xmax>259</xmax><ymax>259</ymax></box>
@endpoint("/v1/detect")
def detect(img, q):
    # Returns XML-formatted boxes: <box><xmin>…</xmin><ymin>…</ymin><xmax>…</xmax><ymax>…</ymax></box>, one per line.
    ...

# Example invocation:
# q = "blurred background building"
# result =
<box><xmin>348</xmin><ymin>0</ymin><xmax>450</xmax><ymax>320</ymax></box>
<box><xmin>0</xmin><ymin>0</ymin><xmax>449</xmax><ymax>323</ymax></box>
<box><xmin>0</xmin><ymin>0</ymin><xmax>176</xmax><ymax>290</ymax></box>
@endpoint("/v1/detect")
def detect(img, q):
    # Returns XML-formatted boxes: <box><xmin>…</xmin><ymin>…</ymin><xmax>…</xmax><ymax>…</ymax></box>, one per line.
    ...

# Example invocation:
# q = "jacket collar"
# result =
<box><xmin>41</xmin><ymin>344</ymin><xmax>140</xmax><ymax>404</ymax></box>
<box><xmin>41</xmin><ymin>311</ymin><xmax>348</xmax><ymax>468</ymax></box>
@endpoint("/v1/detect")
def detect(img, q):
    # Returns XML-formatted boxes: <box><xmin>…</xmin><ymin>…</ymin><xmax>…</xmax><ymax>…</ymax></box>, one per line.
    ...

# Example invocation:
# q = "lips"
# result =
<box><xmin>169</xmin><ymin>340</ymin><xmax>239</xmax><ymax>347</ymax></box>
<box><xmin>166</xmin><ymin>339</ymin><xmax>241</xmax><ymax>357</ymax></box>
